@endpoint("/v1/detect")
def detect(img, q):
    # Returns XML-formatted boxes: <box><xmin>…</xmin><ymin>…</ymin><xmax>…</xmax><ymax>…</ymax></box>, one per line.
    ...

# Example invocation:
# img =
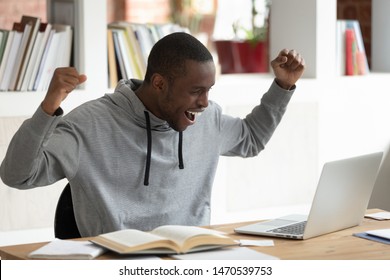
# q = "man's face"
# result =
<box><xmin>157</xmin><ymin>60</ymin><xmax>216</xmax><ymax>132</ymax></box>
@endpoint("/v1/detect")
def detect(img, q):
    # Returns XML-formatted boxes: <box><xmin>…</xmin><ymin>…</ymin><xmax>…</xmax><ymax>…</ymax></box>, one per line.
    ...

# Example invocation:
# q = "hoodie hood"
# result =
<box><xmin>106</xmin><ymin>79</ymin><xmax>184</xmax><ymax>186</ymax></box>
<box><xmin>107</xmin><ymin>79</ymin><xmax>172</xmax><ymax>132</ymax></box>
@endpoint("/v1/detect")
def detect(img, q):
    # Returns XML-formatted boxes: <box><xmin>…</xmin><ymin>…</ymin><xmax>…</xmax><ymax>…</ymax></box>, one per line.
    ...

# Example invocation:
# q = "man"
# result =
<box><xmin>0</xmin><ymin>32</ymin><xmax>305</xmax><ymax>237</ymax></box>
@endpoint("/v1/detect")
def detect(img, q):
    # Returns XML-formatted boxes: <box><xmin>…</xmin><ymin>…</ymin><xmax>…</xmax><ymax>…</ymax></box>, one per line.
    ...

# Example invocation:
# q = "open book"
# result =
<box><xmin>90</xmin><ymin>225</ymin><xmax>238</xmax><ymax>254</ymax></box>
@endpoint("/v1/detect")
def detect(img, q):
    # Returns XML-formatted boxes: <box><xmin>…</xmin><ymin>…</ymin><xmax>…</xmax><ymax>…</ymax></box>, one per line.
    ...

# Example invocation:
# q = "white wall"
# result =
<box><xmin>0</xmin><ymin>116</ymin><xmax>64</xmax><ymax>246</ymax></box>
<box><xmin>210</xmin><ymin>73</ymin><xmax>390</xmax><ymax>225</ymax></box>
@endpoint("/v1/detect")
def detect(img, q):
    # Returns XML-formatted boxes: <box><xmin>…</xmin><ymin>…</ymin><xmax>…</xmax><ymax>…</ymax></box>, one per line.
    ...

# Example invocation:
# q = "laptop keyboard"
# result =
<box><xmin>267</xmin><ymin>221</ymin><xmax>307</xmax><ymax>235</ymax></box>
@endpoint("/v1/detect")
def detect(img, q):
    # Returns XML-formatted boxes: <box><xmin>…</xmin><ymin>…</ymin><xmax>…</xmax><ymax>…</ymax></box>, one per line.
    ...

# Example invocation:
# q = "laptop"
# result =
<box><xmin>368</xmin><ymin>145</ymin><xmax>390</xmax><ymax>211</ymax></box>
<box><xmin>235</xmin><ymin>152</ymin><xmax>383</xmax><ymax>240</ymax></box>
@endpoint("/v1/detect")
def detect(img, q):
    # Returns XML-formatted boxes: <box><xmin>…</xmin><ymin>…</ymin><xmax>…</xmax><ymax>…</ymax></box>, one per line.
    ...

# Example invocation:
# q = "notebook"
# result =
<box><xmin>235</xmin><ymin>152</ymin><xmax>383</xmax><ymax>240</ymax></box>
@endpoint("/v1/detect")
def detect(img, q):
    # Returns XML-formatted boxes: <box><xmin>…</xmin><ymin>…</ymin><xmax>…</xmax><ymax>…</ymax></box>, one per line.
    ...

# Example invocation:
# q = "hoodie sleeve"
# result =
<box><xmin>219</xmin><ymin>79</ymin><xmax>294</xmax><ymax>157</ymax></box>
<box><xmin>0</xmin><ymin>106</ymin><xmax>79</xmax><ymax>189</ymax></box>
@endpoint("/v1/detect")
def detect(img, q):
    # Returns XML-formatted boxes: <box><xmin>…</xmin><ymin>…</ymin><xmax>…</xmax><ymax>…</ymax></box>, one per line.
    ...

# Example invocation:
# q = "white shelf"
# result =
<box><xmin>0</xmin><ymin>91</ymin><xmax>46</xmax><ymax>117</ymax></box>
<box><xmin>0</xmin><ymin>88</ymin><xmax>107</xmax><ymax>117</ymax></box>
<box><xmin>213</xmin><ymin>73</ymin><xmax>318</xmax><ymax>105</ymax></box>
<box><xmin>213</xmin><ymin>72</ymin><xmax>390</xmax><ymax>106</ymax></box>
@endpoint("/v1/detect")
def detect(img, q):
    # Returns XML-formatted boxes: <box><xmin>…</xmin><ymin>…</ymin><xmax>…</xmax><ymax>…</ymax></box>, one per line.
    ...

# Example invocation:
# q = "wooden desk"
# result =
<box><xmin>1</xmin><ymin>210</ymin><xmax>390</xmax><ymax>260</ymax></box>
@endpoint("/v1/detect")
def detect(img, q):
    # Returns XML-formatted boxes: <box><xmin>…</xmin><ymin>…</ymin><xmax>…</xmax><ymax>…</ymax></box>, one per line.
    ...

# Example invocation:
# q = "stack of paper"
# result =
<box><xmin>28</xmin><ymin>239</ymin><xmax>106</xmax><ymax>260</ymax></box>
<box><xmin>171</xmin><ymin>247</ymin><xmax>279</xmax><ymax>260</ymax></box>
<box><xmin>365</xmin><ymin>212</ymin><xmax>390</xmax><ymax>221</ymax></box>
<box><xmin>353</xmin><ymin>228</ymin><xmax>390</xmax><ymax>245</ymax></box>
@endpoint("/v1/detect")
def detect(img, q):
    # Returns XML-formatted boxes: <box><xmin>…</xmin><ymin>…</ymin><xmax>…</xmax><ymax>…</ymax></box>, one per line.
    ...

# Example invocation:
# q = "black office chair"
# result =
<box><xmin>54</xmin><ymin>183</ymin><xmax>81</xmax><ymax>239</ymax></box>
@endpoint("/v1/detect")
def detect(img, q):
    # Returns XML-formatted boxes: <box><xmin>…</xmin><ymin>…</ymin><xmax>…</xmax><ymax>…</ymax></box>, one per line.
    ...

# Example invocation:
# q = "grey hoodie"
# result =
<box><xmin>0</xmin><ymin>79</ymin><xmax>293</xmax><ymax>236</ymax></box>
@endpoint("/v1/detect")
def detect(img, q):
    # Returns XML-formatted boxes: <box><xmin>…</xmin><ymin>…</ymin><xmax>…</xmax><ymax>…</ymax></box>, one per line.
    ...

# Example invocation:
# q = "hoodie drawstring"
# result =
<box><xmin>143</xmin><ymin>111</ymin><xmax>184</xmax><ymax>186</ymax></box>
<box><xmin>144</xmin><ymin>111</ymin><xmax>152</xmax><ymax>186</ymax></box>
<box><xmin>178</xmin><ymin>131</ymin><xmax>184</xmax><ymax>169</ymax></box>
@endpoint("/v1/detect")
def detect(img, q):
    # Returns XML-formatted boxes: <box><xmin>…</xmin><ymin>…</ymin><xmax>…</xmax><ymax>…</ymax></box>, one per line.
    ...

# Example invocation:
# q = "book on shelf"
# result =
<box><xmin>21</xmin><ymin>22</ymin><xmax>52</xmax><ymax>91</ymax></box>
<box><xmin>0</xmin><ymin>30</ymin><xmax>14</xmax><ymax>87</ymax></box>
<box><xmin>54</xmin><ymin>24</ymin><xmax>73</xmax><ymax>67</ymax></box>
<box><xmin>130</xmin><ymin>23</ymin><xmax>156</xmax><ymax>65</ymax></box>
<box><xmin>31</xmin><ymin>28</ymin><xmax>55</xmax><ymax>91</ymax></box>
<box><xmin>108</xmin><ymin>22</ymin><xmax>146</xmax><ymax>80</ymax></box>
<box><xmin>0</xmin><ymin>15</ymin><xmax>71</xmax><ymax>92</ymax></box>
<box><xmin>111</xmin><ymin>29</ymin><xmax>127</xmax><ymax>82</ymax></box>
<box><xmin>107</xmin><ymin>29</ymin><xmax>118</xmax><ymax>88</ymax></box>
<box><xmin>108</xmin><ymin>24</ymin><xmax>146</xmax><ymax>83</ymax></box>
<box><xmin>13</xmin><ymin>15</ymin><xmax>42</xmax><ymax>91</ymax></box>
<box><xmin>7</xmin><ymin>20</ymin><xmax>33</xmax><ymax>91</ymax></box>
<box><xmin>350</xmin><ymin>20</ymin><xmax>369</xmax><ymax>75</ymax></box>
<box><xmin>33</xmin><ymin>24</ymin><xmax>72</xmax><ymax>91</ymax></box>
<box><xmin>113</xmin><ymin>28</ymin><xmax>135</xmax><ymax>80</ymax></box>
<box><xmin>0</xmin><ymin>29</ymin><xmax>10</xmax><ymax>65</ymax></box>
<box><xmin>90</xmin><ymin>225</ymin><xmax>238</xmax><ymax>255</ymax></box>
<box><xmin>336</xmin><ymin>19</ymin><xmax>369</xmax><ymax>76</ymax></box>
<box><xmin>26</xmin><ymin>23</ymin><xmax>52</xmax><ymax>91</ymax></box>
<box><xmin>106</xmin><ymin>22</ymin><xmax>189</xmax><ymax>87</ymax></box>
<box><xmin>0</xmin><ymin>23</ymin><xmax>24</xmax><ymax>91</ymax></box>
<box><xmin>345</xmin><ymin>28</ymin><xmax>357</xmax><ymax>75</ymax></box>
<box><xmin>336</xmin><ymin>20</ymin><xmax>346</xmax><ymax>76</ymax></box>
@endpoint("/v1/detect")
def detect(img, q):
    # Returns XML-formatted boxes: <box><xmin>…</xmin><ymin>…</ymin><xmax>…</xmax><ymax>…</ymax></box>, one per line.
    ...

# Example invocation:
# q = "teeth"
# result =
<box><xmin>187</xmin><ymin>111</ymin><xmax>202</xmax><ymax>117</ymax></box>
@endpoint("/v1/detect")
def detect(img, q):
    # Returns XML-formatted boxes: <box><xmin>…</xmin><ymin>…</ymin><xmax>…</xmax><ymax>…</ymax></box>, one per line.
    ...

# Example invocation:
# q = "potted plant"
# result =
<box><xmin>214</xmin><ymin>0</ymin><xmax>270</xmax><ymax>74</ymax></box>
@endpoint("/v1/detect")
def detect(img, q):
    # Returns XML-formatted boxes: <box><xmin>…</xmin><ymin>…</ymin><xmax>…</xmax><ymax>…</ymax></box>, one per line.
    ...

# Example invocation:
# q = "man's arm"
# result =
<box><xmin>0</xmin><ymin>68</ymin><xmax>87</xmax><ymax>188</ymax></box>
<box><xmin>42</xmin><ymin>67</ymin><xmax>87</xmax><ymax>115</ymax></box>
<box><xmin>218</xmin><ymin>49</ymin><xmax>305</xmax><ymax>157</ymax></box>
<box><xmin>271</xmin><ymin>48</ymin><xmax>305</xmax><ymax>90</ymax></box>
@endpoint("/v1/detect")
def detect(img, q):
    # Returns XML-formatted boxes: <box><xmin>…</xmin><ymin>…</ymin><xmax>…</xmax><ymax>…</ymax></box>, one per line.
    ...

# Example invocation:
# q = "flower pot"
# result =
<box><xmin>214</xmin><ymin>40</ymin><xmax>269</xmax><ymax>74</ymax></box>
<box><xmin>232</xmin><ymin>41</ymin><xmax>269</xmax><ymax>73</ymax></box>
<box><xmin>213</xmin><ymin>40</ymin><xmax>237</xmax><ymax>74</ymax></box>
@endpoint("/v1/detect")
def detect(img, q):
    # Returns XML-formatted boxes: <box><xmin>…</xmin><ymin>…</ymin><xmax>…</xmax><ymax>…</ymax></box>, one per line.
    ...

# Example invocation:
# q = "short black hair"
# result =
<box><xmin>144</xmin><ymin>32</ymin><xmax>213</xmax><ymax>84</ymax></box>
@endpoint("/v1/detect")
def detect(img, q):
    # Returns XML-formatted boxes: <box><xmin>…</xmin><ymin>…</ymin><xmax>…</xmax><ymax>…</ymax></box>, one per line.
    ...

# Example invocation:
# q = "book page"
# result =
<box><xmin>99</xmin><ymin>229</ymin><xmax>167</xmax><ymax>247</ymax></box>
<box><xmin>151</xmin><ymin>225</ymin><xmax>226</xmax><ymax>247</ymax></box>
<box><xmin>92</xmin><ymin>226</ymin><xmax>236</xmax><ymax>254</ymax></box>
<box><xmin>366</xmin><ymin>228</ymin><xmax>390</xmax><ymax>240</ymax></box>
<box><xmin>172</xmin><ymin>247</ymin><xmax>279</xmax><ymax>260</ymax></box>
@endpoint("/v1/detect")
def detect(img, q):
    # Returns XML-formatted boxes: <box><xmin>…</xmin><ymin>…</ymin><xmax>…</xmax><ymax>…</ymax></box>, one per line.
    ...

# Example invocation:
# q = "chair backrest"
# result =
<box><xmin>54</xmin><ymin>183</ymin><xmax>81</xmax><ymax>239</ymax></box>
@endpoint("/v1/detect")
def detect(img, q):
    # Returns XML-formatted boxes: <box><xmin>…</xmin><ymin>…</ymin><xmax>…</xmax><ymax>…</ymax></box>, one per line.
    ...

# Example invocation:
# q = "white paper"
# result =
<box><xmin>28</xmin><ymin>239</ymin><xmax>106</xmax><ymax>259</ymax></box>
<box><xmin>171</xmin><ymin>247</ymin><xmax>279</xmax><ymax>260</ymax></box>
<box><xmin>365</xmin><ymin>228</ymin><xmax>390</xmax><ymax>240</ymax></box>
<box><xmin>365</xmin><ymin>212</ymin><xmax>390</xmax><ymax>220</ymax></box>
<box><xmin>239</xmin><ymin>239</ymin><xmax>274</xmax><ymax>247</ymax></box>
<box><xmin>119</xmin><ymin>255</ymin><xmax>162</xmax><ymax>260</ymax></box>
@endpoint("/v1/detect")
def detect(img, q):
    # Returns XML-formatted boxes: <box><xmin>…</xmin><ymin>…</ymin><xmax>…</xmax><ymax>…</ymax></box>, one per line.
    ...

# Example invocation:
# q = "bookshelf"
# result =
<box><xmin>1</xmin><ymin>0</ymin><xmax>390</xmax><ymax>241</ymax></box>
<box><xmin>0</xmin><ymin>0</ymin><xmax>108</xmax><ymax>117</ymax></box>
<box><xmin>0</xmin><ymin>0</ymin><xmax>108</xmax><ymax>244</ymax></box>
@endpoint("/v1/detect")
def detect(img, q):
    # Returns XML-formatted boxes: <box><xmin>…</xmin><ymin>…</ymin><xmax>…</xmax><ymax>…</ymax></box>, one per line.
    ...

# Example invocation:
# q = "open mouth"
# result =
<box><xmin>185</xmin><ymin>110</ymin><xmax>202</xmax><ymax>122</ymax></box>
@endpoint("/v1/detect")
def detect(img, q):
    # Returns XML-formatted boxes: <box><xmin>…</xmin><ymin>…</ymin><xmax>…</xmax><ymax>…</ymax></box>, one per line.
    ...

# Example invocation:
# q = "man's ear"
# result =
<box><xmin>151</xmin><ymin>73</ymin><xmax>166</xmax><ymax>92</ymax></box>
